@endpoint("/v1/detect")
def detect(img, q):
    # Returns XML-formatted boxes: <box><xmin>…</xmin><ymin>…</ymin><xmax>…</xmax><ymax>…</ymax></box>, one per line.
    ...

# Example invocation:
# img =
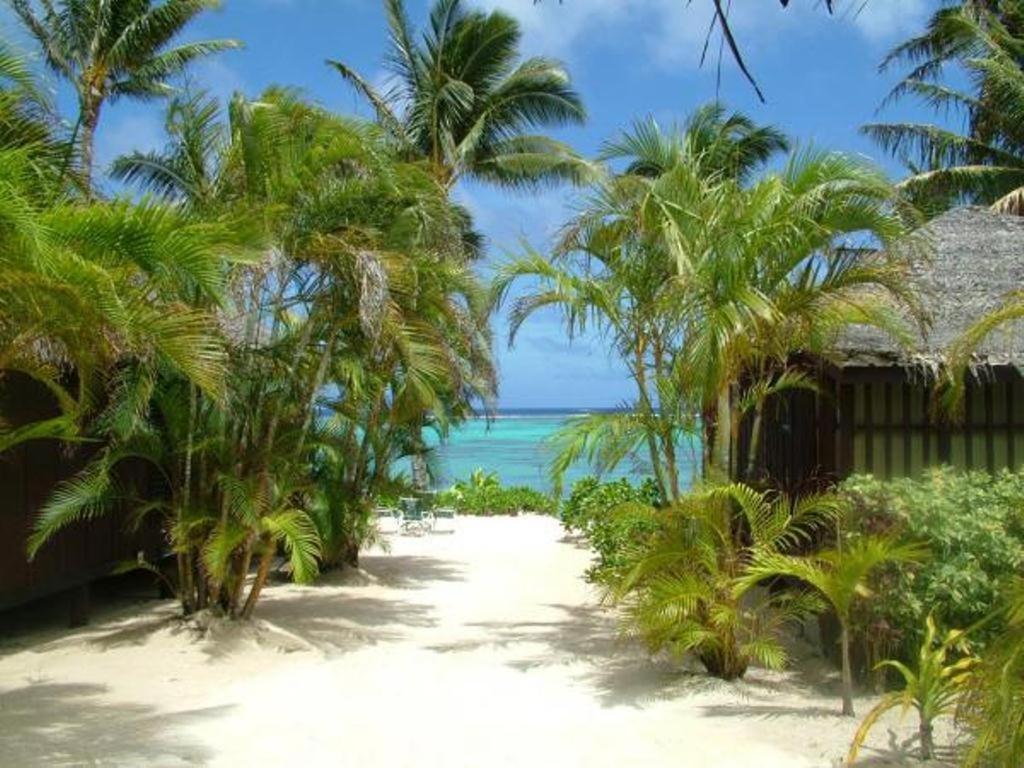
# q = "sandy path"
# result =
<box><xmin>0</xmin><ymin>515</ymin><xmax>944</xmax><ymax>767</ymax></box>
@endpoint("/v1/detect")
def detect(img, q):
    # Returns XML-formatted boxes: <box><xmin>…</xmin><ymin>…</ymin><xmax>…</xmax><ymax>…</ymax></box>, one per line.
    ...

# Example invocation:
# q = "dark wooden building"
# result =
<box><xmin>743</xmin><ymin>206</ymin><xmax>1024</xmax><ymax>494</ymax></box>
<box><xmin>0</xmin><ymin>372</ymin><xmax>163</xmax><ymax>615</ymax></box>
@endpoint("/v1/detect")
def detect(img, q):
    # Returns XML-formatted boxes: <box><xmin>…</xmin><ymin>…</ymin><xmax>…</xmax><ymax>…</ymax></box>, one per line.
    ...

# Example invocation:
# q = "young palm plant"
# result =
<box><xmin>959</xmin><ymin>580</ymin><xmax>1024</xmax><ymax>768</ymax></box>
<box><xmin>845</xmin><ymin>614</ymin><xmax>975</xmax><ymax>765</ymax></box>
<box><xmin>738</xmin><ymin>536</ymin><xmax>928</xmax><ymax>716</ymax></box>
<box><xmin>608</xmin><ymin>483</ymin><xmax>840</xmax><ymax>681</ymax></box>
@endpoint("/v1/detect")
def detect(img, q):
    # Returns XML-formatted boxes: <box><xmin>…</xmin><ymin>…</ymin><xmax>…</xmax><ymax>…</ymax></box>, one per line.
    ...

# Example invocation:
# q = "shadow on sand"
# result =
<box><xmin>0</xmin><ymin>681</ymin><xmax>225</xmax><ymax>766</ymax></box>
<box><xmin>428</xmin><ymin>601</ymin><xmax>689</xmax><ymax>708</ymax></box>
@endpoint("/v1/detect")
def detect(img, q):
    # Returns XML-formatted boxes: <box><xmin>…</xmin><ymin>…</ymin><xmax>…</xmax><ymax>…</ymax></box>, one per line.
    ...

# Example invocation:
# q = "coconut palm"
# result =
<box><xmin>739</xmin><ymin>536</ymin><xmax>928</xmax><ymax>716</ymax></box>
<box><xmin>864</xmin><ymin>3</ymin><xmax>1024</xmax><ymax>215</ymax></box>
<box><xmin>5</xmin><ymin>0</ymin><xmax>240</xmax><ymax>189</ymax></box>
<box><xmin>110</xmin><ymin>88</ymin><xmax>225</xmax><ymax>207</ymax></box>
<box><xmin>328</xmin><ymin>0</ymin><xmax>588</xmax><ymax>191</ymax></box>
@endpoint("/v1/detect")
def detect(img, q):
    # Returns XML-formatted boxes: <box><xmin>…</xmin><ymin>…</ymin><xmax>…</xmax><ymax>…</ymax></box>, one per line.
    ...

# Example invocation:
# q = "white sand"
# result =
<box><xmin>0</xmin><ymin>515</ymin><xmax>953</xmax><ymax>767</ymax></box>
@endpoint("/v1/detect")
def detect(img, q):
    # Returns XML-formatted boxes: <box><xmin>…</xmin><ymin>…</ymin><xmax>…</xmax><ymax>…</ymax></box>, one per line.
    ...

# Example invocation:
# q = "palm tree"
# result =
<box><xmin>110</xmin><ymin>87</ymin><xmax>225</xmax><ymax>207</ymax></box>
<box><xmin>864</xmin><ymin>3</ymin><xmax>1024</xmax><ymax>215</ymax></box>
<box><xmin>649</xmin><ymin>148</ymin><xmax>922</xmax><ymax>480</ymax></box>
<box><xmin>331</xmin><ymin>0</ymin><xmax>574</xmax><ymax>486</ymax></box>
<box><xmin>52</xmin><ymin>89</ymin><xmax>494</xmax><ymax>617</ymax></box>
<box><xmin>960</xmin><ymin>580</ymin><xmax>1024</xmax><ymax>767</ymax></box>
<box><xmin>609</xmin><ymin>482</ymin><xmax>840</xmax><ymax>681</ymax></box>
<box><xmin>846</xmin><ymin>614</ymin><xmax>975</xmax><ymax>764</ymax></box>
<box><xmin>739</xmin><ymin>536</ymin><xmax>928</xmax><ymax>716</ymax></box>
<box><xmin>328</xmin><ymin>0</ymin><xmax>589</xmax><ymax>191</ymax></box>
<box><xmin>600</xmin><ymin>102</ymin><xmax>788</xmax><ymax>182</ymax></box>
<box><xmin>493</xmin><ymin>106</ymin><xmax>789</xmax><ymax>499</ymax></box>
<box><xmin>6</xmin><ymin>0</ymin><xmax>240</xmax><ymax>189</ymax></box>
<box><xmin>498</xmin><ymin>113</ymin><xmax>923</xmax><ymax>489</ymax></box>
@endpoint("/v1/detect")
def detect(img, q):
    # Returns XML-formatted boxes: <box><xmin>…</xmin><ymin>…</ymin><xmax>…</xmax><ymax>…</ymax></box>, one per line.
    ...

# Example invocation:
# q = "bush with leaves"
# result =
<box><xmin>561</xmin><ymin>475</ymin><xmax>661</xmax><ymax>535</ymax></box>
<box><xmin>610</xmin><ymin>483</ymin><xmax>838</xmax><ymax>681</ymax></box>
<box><xmin>841</xmin><ymin>469</ymin><xmax>1024</xmax><ymax>664</ymax></box>
<box><xmin>437</xmin><ymin>477</ymin><xmax>554</xmax><ymax>516</ymax></box>
<box><xmin>559</xmin><ymin>476</ymin><xmax>662</xmax><ymax>577</ymax></box>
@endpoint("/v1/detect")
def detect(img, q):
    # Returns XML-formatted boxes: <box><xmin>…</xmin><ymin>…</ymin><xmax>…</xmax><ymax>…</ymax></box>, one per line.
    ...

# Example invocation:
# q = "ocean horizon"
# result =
<box><xmin>415</xmin><ymin>407</ymin><xmax>699</xmax><ymax>494</ymax></box>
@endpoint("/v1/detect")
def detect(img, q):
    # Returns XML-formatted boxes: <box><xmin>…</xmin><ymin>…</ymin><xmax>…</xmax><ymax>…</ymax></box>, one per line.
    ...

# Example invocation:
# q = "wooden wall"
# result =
<box><xmin>736</xmin><ymin>384</ymin><xmax>835</xmax><ymax>495</ymax></box>
<box><xmin>836</xmin><ymin>369</ymin><xmax>1024</xmax><ymax>479</ymax></box>
<box><xmin>745</xmin><ymin>365</ymin><xmax>1024</xmax><ymax>493</ymax></box>
<box><xmin>0</xmin><ymin>372</ymin><xmax>163</xmax><ymax>611</ymax></box>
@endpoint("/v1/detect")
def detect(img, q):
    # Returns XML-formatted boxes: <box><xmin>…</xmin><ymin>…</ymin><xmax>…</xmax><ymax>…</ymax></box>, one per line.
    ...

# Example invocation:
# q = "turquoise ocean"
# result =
<box><xmin>417</xmin><ymin>408</ymin><xmax>699</xmax><ymax>493</ymax></box>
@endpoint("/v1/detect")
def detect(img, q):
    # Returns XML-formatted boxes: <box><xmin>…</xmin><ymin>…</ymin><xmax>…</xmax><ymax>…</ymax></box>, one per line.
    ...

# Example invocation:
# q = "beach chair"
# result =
<box><xmin>431</xmin><ymin>506</ymin><xmax>456</xmax><ymax>533</ymax></box>
<box><xmin>399</xmin><ymin>497</ymin><xmax>429</xmax><ymax>534</ymax></box>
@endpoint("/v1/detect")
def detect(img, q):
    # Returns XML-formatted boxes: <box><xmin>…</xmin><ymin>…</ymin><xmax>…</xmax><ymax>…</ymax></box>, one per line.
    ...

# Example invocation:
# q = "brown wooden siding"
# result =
<box><xmin>839</xmin><ymin>370</ymin><xmax>1024</xmax><ymax>479</ymax></box>
<box><xmin>745</xmin><ymin>365</ymin><xmax>1024</xmax><ymax>494</ymax></box>
<box><xmin>0</xmin><ymin>372</ymin><xmax>163</xmax><ymax>610</ymax></box>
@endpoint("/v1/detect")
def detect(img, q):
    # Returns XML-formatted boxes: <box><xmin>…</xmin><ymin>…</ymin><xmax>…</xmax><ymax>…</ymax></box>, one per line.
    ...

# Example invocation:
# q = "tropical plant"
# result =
<box><xmin>437</xmin><ymin>479</ymin><xmax>554</xmax><ymax>516</ymax></box>
<box><xmin>960</xmin><ymin>580</ymin><xmax>1024</xmax><ymax>767</ymax></box>
<box><xmin>329</xmin><ymin>0</ymin><xmax>589</xmax><ymax>190</ymax></box>
<box><xmin>865</xmin><ymin>2</ymin><xmax>1024</xmax><ymax>215</ymax></box>
<box><xmin>25</xmin><ymin>87</ymin><xmax>495</xmax><ymax>618</ymax></box>
<box><xmin>452</xmin><ymin>468</ymin><xmax>500</xmax><ymax>493</ymax></box>
<box><xmin>609</xmin><ymin>483</ymin><xmax>840</xmax><ymax>681</ymax></box>
<box><xmin>841</xmin><ymin>469</ymin><xmax>1024</xmax><ymax>664</ymax></box>
<box><xmin>560</xmin><ymin>475</ymin><xmax>661</xmax><ymax>536</ymax></box>
<box><xmin>6</xmin><ymin>0</ymin><xmax>240</xmax><ymax>188</ymax></box>
<box><xmin>0</xmin><ymin>145</ymin><xmax>246</xmax><ymax>453</ymax></box>
<box><xmin>110</xmin><ymin>87</ymin><xmax>225</xmax><ymax>208</ymax></box>
<box><xmin>846</xmin><ymin>614</ymin><xmax>976</xmax><ymax>765</ymax></box>
<box><xmin>739</xmin><ymin>535</ymin><xmax>928</xmax><ymax>715</ymax></box>
<box><xmin>497</xmin><ymin>108</ymin><xmax>923</xmax><ymax>494</ymax></box>
<box><xmin>494</xmin><ymin>106</ymin><xmax>789</xmax><ymax>500</ymax></box>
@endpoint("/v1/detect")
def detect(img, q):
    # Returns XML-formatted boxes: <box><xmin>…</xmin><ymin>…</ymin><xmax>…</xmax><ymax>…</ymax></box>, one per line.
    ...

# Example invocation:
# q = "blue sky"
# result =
<box><xmin>7</xmin><ymin>0</ymin><xmax>951</xmax><ymax>408</ymax></box>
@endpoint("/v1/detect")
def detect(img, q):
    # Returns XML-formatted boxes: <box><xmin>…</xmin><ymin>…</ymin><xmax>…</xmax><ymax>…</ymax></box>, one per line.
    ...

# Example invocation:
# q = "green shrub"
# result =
<box><xmin>841</xmin><ymin>468</ymin><xmax>1024</xmax><ymax>662</ymax></box>
<box><xmin>560</xmin><ymin>476</ymin><xmax>662</xmax><ymax>578</ymax></box>
<box><xmin>436</xmin><ymin>477</ymin><xmax>555</xmax><ymax>516</ymax></box>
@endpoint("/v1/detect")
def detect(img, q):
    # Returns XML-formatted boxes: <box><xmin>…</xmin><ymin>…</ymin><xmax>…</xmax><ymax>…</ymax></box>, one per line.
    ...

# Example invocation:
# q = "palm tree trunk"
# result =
<box><xmin>840</xmin><ymin>620</ymin><xmax>856</xmax><ymax>716</ymax></box>
<box><xmin>241</xmin><ymin>538</ymin><xmax>274</xmax><ymax>619</ymax></box>
<box><xmin>633</xmin><ymin>344</ymin><xmax>669</xmax><ymax>502</ymax></box>
<box><xmin>229</xmin><ymin>537</ymin><xmax>254</xmax><ymax>617</ymax></box>
<box><xmin>79</xmin><ymin>97</ymin><xmax>101</xmax><ymax>195</ymax></box>
<box><xmin>919</xmin><ymin>716</ymin><xmax>934</xmax><ymax>760</ymax></box>
<box><xmin>744</xmin><ymin>400</ymin><xmax>765</xmax><ymax>483</ymax></box>
<box><xmin>294</xmin><ymin>329</ymin><xmax>338</xmax><ymax>459</ymax></box>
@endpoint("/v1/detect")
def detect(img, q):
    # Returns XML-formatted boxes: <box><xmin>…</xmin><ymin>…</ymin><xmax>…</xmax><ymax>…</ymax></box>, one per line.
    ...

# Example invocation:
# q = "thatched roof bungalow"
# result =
<box><xmin>740</xmin><ymin>206</ymin><xmax>1024</xmax><ymax>493</ymax></box>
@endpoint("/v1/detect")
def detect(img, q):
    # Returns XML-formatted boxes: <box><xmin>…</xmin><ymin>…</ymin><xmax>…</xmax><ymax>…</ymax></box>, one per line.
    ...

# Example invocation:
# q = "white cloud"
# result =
<box><xmin>191</xmin><ymin>57</ymin><xmax>249</xmax><ymax>102</ymax></box>
<box><xmin>841</xmin><ymin>0</ymin><xmax>931</xmax><ymax>42</ymax></box>
<box><xmin>472</xmin><ymin>0</ymin><xmax>930</xmax><ymax>68</ymax></box>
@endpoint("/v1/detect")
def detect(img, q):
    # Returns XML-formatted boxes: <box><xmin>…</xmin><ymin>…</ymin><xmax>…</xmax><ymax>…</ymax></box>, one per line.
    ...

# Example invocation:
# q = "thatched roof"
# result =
<box><xmin>838</xmin><ymin>206</ymin><xmax>1024</xmax><ymax>369</ymax></box>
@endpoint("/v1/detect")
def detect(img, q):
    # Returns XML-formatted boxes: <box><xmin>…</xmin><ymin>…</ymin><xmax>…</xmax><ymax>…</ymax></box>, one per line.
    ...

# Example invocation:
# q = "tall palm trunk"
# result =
<box><xmin>634</xmin><ymin>343</ymin><xmax>669</xmax><ymax>502</ymax></box>
<box><xmin>79</xmin><ymin>95</ymin><xmax>102</xmax><ymax>195</ymax></box>
<box><xmin>840</xmin><ymin>620</ymin><xmax>855</xmax><ymax>716</ymax></box>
